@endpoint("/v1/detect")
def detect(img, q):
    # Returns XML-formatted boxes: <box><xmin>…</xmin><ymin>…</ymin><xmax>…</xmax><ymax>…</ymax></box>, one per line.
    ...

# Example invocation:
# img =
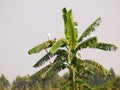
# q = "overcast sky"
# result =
<box><xmin>0</xmin><ymin>0</ymin><xmax>120</xmax><ymax>82</ymax></box>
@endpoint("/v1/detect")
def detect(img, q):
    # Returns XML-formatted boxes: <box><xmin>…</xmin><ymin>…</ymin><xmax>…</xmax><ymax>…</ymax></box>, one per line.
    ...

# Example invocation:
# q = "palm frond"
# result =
<box><xmin>28</xmin><ymin>40</ymin><xmax>56</xmax><ymax>54</ymax></box>
<box><xmin>94</xmin><ymin>42</ymin><xmax>118</xmax><ymax>51</ymax></box>
<box><xmin>78</xmin><ymin>17</ymin><xmax>101</xmax><ymax>42</ymax></box>
<box><xmin>76</xmin><ymin>37</ymin><xmax>97</xmax><ymax>51</ymax></box>
<box><xmin>62</xmin><ymin>8</ymin><xmax>78</xmax><ymax>49</ymax></box>
<box><xmin>33</xmin><ymin>52</ymin><xmax>53</xmax><ymax>68</ymax></box>
<box><xmin>81</xmin><ymin>59</ymin><xmax>109</xmax><ymax>76</ymax></box>
<box><xmin>50</xmin><ymin>38</ymin><xmax>69</xmax><ymax>54</ymax></box>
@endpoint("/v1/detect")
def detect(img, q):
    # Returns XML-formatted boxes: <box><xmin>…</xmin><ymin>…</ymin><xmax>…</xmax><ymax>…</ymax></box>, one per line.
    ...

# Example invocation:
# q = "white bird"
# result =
<box><xmin>46</xmin><ymin>30</ymin><xmax>51</xmax><ymax>40</ymax></box>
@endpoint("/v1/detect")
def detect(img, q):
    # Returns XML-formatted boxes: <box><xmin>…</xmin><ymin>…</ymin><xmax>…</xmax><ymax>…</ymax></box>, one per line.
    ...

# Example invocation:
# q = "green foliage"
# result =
<box><xmin>11</xmin><ymin>75</ymin><xmax>44</xmax><ymax>90</ymax></box>
<box><xmin>76</xmin><ymin>36</ymin><xmax>97</xmax><ymax>51</ymax></box>
<box><xmin>33</xmin><ymin>52</ymin><xmax>53</xmax><ymax>67</ymax></box>
<box><xmin>62</xmin><ymin>8</ymin><xmax>78</xmax><ymax>50</ymax></box>
<box><xmin>108</xmin><ymin>68</ymin><xmax>116</xmax><ymax>79</ymax></box>
<box><xmin>0</xmin><ymin>82</ymin><xmax>4</xmax><ymax>90</ymax></box>
<box><xmin>94</xmin><ymin>42</ymin><xmax>118</xmax><ymax>51</ymax></box>
<box><xmin>41</xmin><ymin>57</ymin><xmax>65</xmax><ymax>79</ymax></box>
<box><xmin>28</xmin><ymin>7</ymin><xmax>118</xmax><ymax>90</ymax></box>
<box><xmin>0</xmin><ymin>74</ymin><xmax>10</xmax><ymax>90</ymax></box>
<box><xmin>31</xmin><ymin>64</ymin><xmax>52</xmax><ymax>79</ymax></box>
<box><xmin>78</xmin><ymin>17</ymin><xmax>101</xmax><ymax>42</ymax></box>
<box><xmin>92</xmin><ymin>76</ymin><xmax>120</xmax><ymax>89</ymax></box>
<box><xmin>31</xmin><ymin>50</ymin><xmax>68</xmax><ymax>81</ymax></box>
<box><xmin>81</xmin><ymin>59</ymin><xmax>109</xmax><ymax>76</ymax></box>
<box><xmin>28</xmin><ymin>40</ymin><xmax>55</xmax><ymax>54</ymax></box>
<box><xmin>50</xmin><ymin>38</ymin><xmax>69</xmax><ymax>54</ymax></box>
<box><xmin>0</xmin><ymin>72</ymin><xmax>120</xmax><ymax>90</ymax></box>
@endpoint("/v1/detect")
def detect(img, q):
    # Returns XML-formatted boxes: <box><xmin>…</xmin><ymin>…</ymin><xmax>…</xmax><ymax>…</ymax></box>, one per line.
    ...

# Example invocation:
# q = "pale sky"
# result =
<box><xmin>0</xmin><ymin>0</ymin><xmax>120</xmax><ymax>82</ymax></box>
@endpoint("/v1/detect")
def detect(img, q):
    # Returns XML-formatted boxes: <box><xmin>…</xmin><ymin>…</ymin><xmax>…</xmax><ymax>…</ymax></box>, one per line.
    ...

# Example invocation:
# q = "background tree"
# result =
<box><xmin>0</xmin><ymin>82</ymin><xmax>4</xmax><ymax>90</ymax></box>
<box><xmin>28</xmin><ymin>8</ymin><xmax>117</xmax><ymax>90</ymax></box>
<box><xmin>0</xmin><ymin>72</ymin><xmax>119</xmax><ymax>90</ymax></box>
<box><xmin>11</xmin><ymin>75</ymin><xmax>42</xmax><ymax>90</ymax></box>
<box><xmin>0</xmin><ymin>74</ymin><xmax>10</xmax><ymax>90</ymax></box>
<box><xmin>11</xmin><ymin>76</ymin><xmax>27</xmax><ymax>90</ymax></box>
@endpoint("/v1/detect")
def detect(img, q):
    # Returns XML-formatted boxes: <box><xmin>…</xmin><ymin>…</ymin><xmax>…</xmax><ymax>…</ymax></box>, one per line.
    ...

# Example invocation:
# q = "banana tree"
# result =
<box><xmin>28</xmin><ymin>8</ymin><xmax>117</xmax><ymax>90</ymax></box>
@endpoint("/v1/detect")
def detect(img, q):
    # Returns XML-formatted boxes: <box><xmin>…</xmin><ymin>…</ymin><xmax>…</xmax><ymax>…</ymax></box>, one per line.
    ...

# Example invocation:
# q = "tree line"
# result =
<box><xmin>0</xmin><ymin>68</ymin><xmax>120</xmax><ymax>90</ymax></box>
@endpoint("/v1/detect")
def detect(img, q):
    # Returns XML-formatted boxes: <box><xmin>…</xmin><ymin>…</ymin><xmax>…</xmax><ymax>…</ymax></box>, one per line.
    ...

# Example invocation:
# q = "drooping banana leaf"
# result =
<box><xmin>28</xmin><ymin>40</ymin><xmax>56</xmax><ymax>54</ymax></box>
<box><xmin>80</xmin><ymin>59</ymin><xmax>109</xmax><ymax>76</ymax></box>
<box><xmin>30</xmin><ymin>64</ymin><xmax>52</xmax><ymax>79</ymax></box>
<box><xmin>55</xmin><ymin>49</ymin><xmax>68</xmax><ymax>57</ymax></box>
<box><xmin>62</xmin><ymin>8</ymin><xmax>78</xmax><ymax>50</ymax></box>
<box><xmin>78</xmin><ymin>17</ymin><xmax>101</xmax><ymax>42</ymax></box>
<box><xmin>76</xmin><ymin>37</ymin><xmax>97</xmax><ymax>51</ymax></box>
<box><xmin>41</xmin><ymin>56</ymin><xmax>66</xmax><ymax>79</ymax></box>
<box><xmin>33</xmin><ymin>52</ymin><xmax>53</xmax><ymax>68</ymax></box>
<box><xmin>33</xmin><ymin>49</ymin><xmax>68</xmax><ymax>68</ymax></box>
<box><xmin>94</xmin><ymin>42</ymin><xmax>118</xmax><ymax>51</ymax></box>
<box><xmin>50</xmin><ymin>38</ymin><xmax>69</xmax><ymax>54</ymax></box>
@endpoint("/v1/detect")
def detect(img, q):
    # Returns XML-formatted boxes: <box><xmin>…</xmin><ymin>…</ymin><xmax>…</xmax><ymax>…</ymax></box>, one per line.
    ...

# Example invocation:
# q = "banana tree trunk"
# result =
<box><xmin>69</xmin><ymin>65</ymin><xmax>76</xmax><ymax>90</ymax></box>
<box><xmin>72</xmin><ymin>68</ymin><xmax>76</xmax><ymax>90</ymax></box>
<box><xmin>68</xmin><ymin>50</ymin><xmax>76</xmax><ymax>90</ymax></box>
